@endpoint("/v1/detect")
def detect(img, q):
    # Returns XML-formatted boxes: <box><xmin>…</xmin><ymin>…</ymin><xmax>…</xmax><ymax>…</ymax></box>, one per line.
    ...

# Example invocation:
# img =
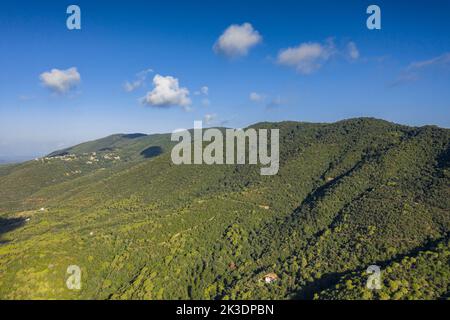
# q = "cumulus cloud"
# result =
<box><xmin>124</xmin><ymin>68</ymin><xmax>153</xmax><ymax>92</ymax></box>
<box><xmin>213</xmin><ymin>23</ymin><xmax>262</xmax><ymax>58</ymax></box>
<box><xmin>141</xmin><ymin>74</ymin><xmax>191</xmax><ymax>108</ymax></box>
<box><xmin>249</xmin><ymin>92</ymin><xmax>265</xmax><ymax>102</ymax></box>
<box><xmin>277</xmin><ymin>40</ymin><xmax>335</xmax><ymax>74</ymax></box>
<box><xmin>347</xmin><ymin>41</ymin><xmax>360</xmax><ymax>60</ymax></box>
<box><xmin>277</xmin><ymin>39</ymin><xmax>361</xmax><ymax>73</ymax></box>
<box><xmin>39</xmin><ymin>67</ymin><xmax>81</xmax><ymax>93</ymax></box>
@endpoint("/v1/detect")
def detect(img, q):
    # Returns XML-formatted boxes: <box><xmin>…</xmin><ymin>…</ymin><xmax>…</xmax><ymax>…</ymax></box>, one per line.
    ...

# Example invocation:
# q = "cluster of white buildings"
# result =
<box><xmin>35</xmin><ymin>151</ymin><xmax>121</xmax><ymax>165</ymax></box>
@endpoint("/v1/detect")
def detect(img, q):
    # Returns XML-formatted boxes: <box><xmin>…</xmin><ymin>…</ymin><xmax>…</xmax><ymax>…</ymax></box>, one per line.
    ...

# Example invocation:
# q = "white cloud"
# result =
<box><xmin>194</xmin><ymin>86</ymin><xmax>209</xmax><ymax>96</ymax></box>
<box><xmin>124</xmin><ymin>68</ymin><xmax>153</xmax><ymax>92</ymax></box>
<box><xmin>266</xmin><ymin>96</ymin><xmax>283</xmax><ymax>109</ymax></box>
<box><xmin>347</xmin><ymin>41</ymin><xmax>360</xmax><ymax>60</ymax></box>
<box><xmin>203</xmin><ymin>113</ymin><xmax>217</xmax><ymax>125</ymax></box>
<box><xmin>392</xmin><ymin>52</ymin><xmax>450</xmax><ymax>86</ymax></box>
<box><xmin>277</xmin><ymin>40</ymin><xmax>335</xmax><ymax>74</ymax></box>
<box><xmin>249</xmin><ymin>92</ymin><xmax>265</xmax><ymax>102</ymax></box>
<box><xmin>39</xmin><ymin>67</ymin><xmax>81</xmax><ymax>93</ymax></box>
<box><xmin>213</xmin><ymin>23</ymin><xmax>262</xmax><ymax>58</ymax></box>
<box><xmin>124</xmin><ymin>80</ymin><xmax>142</xmax><ymax>92</ymax></box>
<box><xmin>141</xmin><ymin>74</ymin><xmax>191</xmax><ymax>108</ymax></box>
<box><xmin>407</xmin><ymin>52</ymin><xmax>450</xmax><ymax>71</ymax></box>
<box><xmin>137</xmin><ymin>68</ymin><xmax>154</xmax><ymax>77</ymax></box>
<box><xmin>249</xmin><ymin>92</ymin><xmax>283</xmax><ymax>109</ymax></box>
<box><xmin>201</xmin><ymin>86</ymin><xmax>209</xmax><ymax>95</ymax></box>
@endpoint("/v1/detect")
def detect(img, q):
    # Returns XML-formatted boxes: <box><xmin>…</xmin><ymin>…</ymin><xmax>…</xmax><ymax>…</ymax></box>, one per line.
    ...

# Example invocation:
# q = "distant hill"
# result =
<box><xmin>0</xmin><ymin>117</ymin><xmax>448</xmax><ymax>300</ymax></box>
<box><xmin>0</xmin><ymin>155</ymin><xmax>37</xmax><ymax>164</ymax></box>
<box><xmin>47</xmin><ymin>133</ymin><xmax>171</xmax><ymax>159</ymax></box>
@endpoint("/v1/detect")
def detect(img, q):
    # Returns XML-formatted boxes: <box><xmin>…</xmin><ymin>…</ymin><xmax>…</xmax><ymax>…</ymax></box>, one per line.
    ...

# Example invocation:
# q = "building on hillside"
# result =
<box><xmin>262</xmin><ymin>273</ymin><xmax>278</xmax><ymax>284</ymax></box>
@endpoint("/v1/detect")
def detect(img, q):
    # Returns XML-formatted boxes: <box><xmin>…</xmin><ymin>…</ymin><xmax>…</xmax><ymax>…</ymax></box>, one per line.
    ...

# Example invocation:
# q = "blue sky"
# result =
<box><xmin>1</xmin><ymin>0</ymin><xmax>449</xmax><ymax>158</ymax></box>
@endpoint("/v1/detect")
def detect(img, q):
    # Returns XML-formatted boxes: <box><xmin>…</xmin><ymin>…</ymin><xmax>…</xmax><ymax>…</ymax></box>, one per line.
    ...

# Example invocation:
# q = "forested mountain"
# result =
<box><xmin>0</xmin><ymin>118</ymin><xmax>448</xmax><ymax>300</ymax></box>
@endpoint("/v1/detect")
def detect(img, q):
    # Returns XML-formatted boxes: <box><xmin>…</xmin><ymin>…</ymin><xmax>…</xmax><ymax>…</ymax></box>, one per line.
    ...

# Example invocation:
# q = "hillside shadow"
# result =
<box><xmin>49</xmin><ymin>151</ymin><xmax>69</xmax><ymax>157</ymax></box>
<box><xmin>436</xmin><ymin>147</ymin><xmax>449</xmax><ymax>170</ymax></box>
<box><xmin>293</xmin><ymin>271</ymin><xmax>349</xmax><ymax>299</ymax></box>
<box><xmin>0</xmin><ymin>217</ymin><xmax>26</xmax><ymax>244</ymax></box>
<box><xmin>140</xmin><ymin>146</ymin><xmax>163</xmax><ymax>159</ymax></box>
<box><xmin>300</xmin><ymin>159</ymin><xmax>364</xmax><ymax>208</ymax></box>
<box><xmin>292</xmin><ymin>235</ymin><xmax>449</xmax><ymax>299</ymax></box>
<box><xmin>123</xmin><ymin>133</ymin><xmax>147</xmax><ymax>139</ymax></box>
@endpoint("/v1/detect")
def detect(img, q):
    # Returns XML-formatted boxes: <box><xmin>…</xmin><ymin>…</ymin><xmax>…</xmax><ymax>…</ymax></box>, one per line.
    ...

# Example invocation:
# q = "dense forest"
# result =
<box><xmin>0</xmin><ymin>118</ymin><xmax>448</xmax><ymax>299</ymax></box>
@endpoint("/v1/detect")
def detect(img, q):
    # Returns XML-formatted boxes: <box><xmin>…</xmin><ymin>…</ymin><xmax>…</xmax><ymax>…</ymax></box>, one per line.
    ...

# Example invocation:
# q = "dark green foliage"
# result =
<box><xmin>0</xmin><ymin>118</ymin><xmax>448</xmax><ymax>299</ymax></box>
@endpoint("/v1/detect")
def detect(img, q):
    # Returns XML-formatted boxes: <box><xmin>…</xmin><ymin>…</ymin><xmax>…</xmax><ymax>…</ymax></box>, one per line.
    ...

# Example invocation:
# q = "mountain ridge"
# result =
<box><xmin>0</xmin><ymin>117</ymin><xmax>448</xmax><ymax>299</ymax></box>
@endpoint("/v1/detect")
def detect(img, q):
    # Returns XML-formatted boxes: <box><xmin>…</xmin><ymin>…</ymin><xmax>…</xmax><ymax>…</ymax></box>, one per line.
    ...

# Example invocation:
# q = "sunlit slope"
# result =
<box><xmin>0</xmin><ymin>118</ymin><xmax>448</xmax><ymax>299</ymax></box>
<box><xmin>0</xmin><ymin>133</ymin><xmax>173</xmax><ymax>213</ymax></box>
<box><xmin>315</xmin><ymin>237</ymin><xmax>449</xmax><ymax>300</ymax></box>
<box><xmin>47</xmin><ymin>133</ymin><xmax>172</xmax><ymax>160</ymax></box>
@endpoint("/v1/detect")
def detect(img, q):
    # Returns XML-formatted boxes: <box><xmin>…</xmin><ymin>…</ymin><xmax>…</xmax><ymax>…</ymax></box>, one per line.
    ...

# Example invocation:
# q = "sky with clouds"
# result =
<box><xmin>1</xmin><ymin>0</ymin><xmax>449</xmax><ymax>157</ymax></box>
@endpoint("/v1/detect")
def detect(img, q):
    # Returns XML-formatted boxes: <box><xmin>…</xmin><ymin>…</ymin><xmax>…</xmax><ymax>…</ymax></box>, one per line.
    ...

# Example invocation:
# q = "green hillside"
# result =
<box><xmin>0</xmin><ymin>118</ymin><xmax>448</xmax><ymax>300</ymax></box>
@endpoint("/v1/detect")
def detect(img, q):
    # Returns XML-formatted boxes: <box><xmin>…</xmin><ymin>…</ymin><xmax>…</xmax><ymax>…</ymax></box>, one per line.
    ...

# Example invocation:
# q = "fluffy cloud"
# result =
<box><xmin>249</xmin><ymin>92</ymin><xmax>265</xmax><ymax>102</ymax></box>
<box><xmin>277</xmin><ymin>40</ymin><xmax>335</xmax><ymax>74</ymax></box>
<box><xmin>141</xmin><ymin>74</ymin><xmax>191</xmax><ymax>108</ymax></box>
<box><xmin>39</xmin><ymin>67</ymin><xmax>81</xmax><ymax>93</ymax></box>
<box><xmin>213</xmin><ymin>23</ymin><xmax>262</xmax><ymax>58</ymax></box>
<box><xmin>124</xmin><ymin>68</ymin><xmax>153</xmax><ymax>92</ymax></box>
<box><xmin>347</xmin><ymin>41</ymin><xmax>360</xmax><ymax>60</ymax></box>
